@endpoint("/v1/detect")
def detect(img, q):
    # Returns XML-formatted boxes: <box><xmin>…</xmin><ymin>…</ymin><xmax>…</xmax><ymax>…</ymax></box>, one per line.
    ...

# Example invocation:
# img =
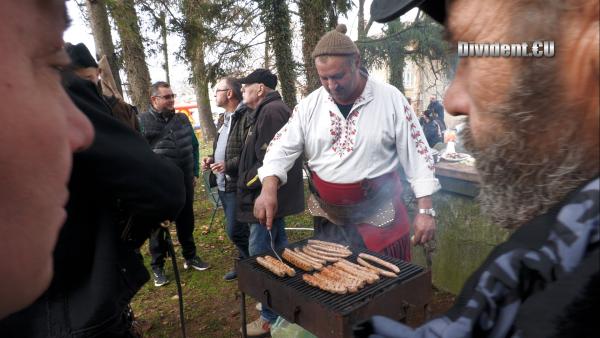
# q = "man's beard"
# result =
<box><xmin>461</xmin><ymin>60</ymin><xmax>593</xmax><ymax>229</ymax></box>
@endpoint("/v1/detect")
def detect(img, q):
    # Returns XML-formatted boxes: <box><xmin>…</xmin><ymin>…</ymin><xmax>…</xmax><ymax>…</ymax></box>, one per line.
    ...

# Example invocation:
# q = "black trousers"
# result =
<box><xmin>150</xmin><ymin>174</ymin><xmax>197</xmax><ymax>269</ymax></box>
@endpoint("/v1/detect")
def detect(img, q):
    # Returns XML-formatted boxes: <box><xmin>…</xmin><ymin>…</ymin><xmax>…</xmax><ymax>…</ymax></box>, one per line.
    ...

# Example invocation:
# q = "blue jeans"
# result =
<box><xmin>218</xmin><ymin>190</ymin><xmax>249</xmax><ymax>259</ymax></box>
<box><xmin>249</xmin><ymin>218</ymin><xmax>288</xmax><ymax>323</ymax></box>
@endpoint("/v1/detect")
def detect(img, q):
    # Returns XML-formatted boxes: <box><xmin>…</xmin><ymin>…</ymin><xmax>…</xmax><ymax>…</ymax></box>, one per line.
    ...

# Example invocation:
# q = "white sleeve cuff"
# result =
<box><xmin>258</xmin><ymin>165</ymin><xmax>288</xmax><ymax>186</ymax></box>
<box><xmin>410</xmin><ymin>177</ymin><xmax>441</xmax><ymax>198</ymax></box>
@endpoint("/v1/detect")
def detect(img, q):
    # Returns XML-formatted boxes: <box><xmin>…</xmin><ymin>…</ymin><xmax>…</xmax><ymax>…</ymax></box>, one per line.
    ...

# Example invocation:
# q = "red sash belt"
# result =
<box><xmin>311</xmin><ymin>172</ymin><xmax>410</xmax><ymax>252</ymax></box>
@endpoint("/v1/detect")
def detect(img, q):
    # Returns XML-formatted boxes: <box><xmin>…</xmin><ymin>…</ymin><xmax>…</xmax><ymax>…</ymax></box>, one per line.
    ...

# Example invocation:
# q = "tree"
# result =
<box><xmin>85</xmin><ymin>0</ymin><xmax>123</xmax><ymax>96</ymax></box>
<box><xmin>179</xmin><ymin>0</ymin><xmax>218</xmax><ymax>142</ymax></box>
<box><xmin>108</xmin><ymin>0</ymin><xmax>152</xmax><ymax>112</ymax></box>
<box><xmin>357</xmin><ymin>11</ymin><xmax>451</xmax><ymax>93</ymax></box>
<box><xmin>259</xmin><ymin>0</ymin><xmax>297</xmax><ymax>108</ymax></box>
<box><xmin>298</xmin><ymin>0</ymin><xmax>327</xmax><ymax>94</ymax></box>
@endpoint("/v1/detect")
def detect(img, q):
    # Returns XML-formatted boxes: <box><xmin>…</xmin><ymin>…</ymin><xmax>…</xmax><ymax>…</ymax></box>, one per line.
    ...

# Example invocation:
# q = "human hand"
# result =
<box><xmin>253</xmin><ymin>177</ymin><xmax>279</xmax><ymax>230</ymax></box>
<box><xmin>209</xmin><ymin>161</ymin><xmax>225</xmax><ymax>174</ymax></box>
<box><xmin>412</xmin><ymin>214</ymin><xmax>436</xmax><ymax>245</ymax></box>
<box><xmin>201</xmin><ymin>157</ymin><xmax>213</xmax><ymax>171</ymax></box>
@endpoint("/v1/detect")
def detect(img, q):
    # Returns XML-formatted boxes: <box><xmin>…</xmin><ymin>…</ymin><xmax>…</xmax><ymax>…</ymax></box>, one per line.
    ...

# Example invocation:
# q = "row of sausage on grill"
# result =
<box><xmin>256</xmin><ymin>240</ymin><xmax>401</xmax><ymax>294</ymax></box>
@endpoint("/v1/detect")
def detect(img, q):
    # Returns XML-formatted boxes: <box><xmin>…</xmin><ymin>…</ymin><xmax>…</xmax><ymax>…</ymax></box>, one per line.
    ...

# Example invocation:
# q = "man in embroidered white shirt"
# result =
<box><xmin>253</xmin><ymin>24</ymin><xmax>441</xmax><ymax>260</ymax></box>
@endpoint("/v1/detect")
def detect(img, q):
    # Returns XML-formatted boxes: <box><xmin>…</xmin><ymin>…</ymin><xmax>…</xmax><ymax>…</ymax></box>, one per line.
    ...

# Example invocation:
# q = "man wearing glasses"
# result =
<box><xmin>202</xmin><ymin>77</ymin><xmax>250</xmax><ymax>281</ymax></box>
<box><xmin>140</xmin><ymin>81</ymin><xmax>210</xmax><ymax>287</ymax></box>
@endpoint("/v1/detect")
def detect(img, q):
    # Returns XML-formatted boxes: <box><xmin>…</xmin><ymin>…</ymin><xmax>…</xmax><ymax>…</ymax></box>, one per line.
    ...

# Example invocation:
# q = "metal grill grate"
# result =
<box><xmin>242</xmin><ymin>240</ymin><xmax>425</xmax><ymax>313</ymax></box>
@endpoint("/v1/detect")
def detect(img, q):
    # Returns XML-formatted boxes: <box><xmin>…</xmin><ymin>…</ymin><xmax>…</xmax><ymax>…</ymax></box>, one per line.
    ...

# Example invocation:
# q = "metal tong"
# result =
<box><xmin>268</xmin><ymin>228</ymin><xmax>284</xmax><ymax>263</ymax></box>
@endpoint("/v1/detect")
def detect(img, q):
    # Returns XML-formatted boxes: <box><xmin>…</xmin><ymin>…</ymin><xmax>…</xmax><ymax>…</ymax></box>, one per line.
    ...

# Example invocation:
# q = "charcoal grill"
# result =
<box><xmin>237</xmin><ymin>239</ymin><xmax>431</xmax><ymax>338</ymax></box>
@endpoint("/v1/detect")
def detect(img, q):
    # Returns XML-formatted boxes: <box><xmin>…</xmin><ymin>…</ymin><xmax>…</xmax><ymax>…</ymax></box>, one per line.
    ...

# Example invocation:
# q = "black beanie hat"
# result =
<box><xmin>65</xmin><ymin>43</ymin><xmax>98</xmax><ymax>69</ymax></box>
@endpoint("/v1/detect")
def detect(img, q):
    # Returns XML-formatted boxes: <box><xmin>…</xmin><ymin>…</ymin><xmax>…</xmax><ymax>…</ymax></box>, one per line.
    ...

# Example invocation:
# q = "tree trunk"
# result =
<box><xmin>109</xmin><ymin>0</ymin><xmax>152</xmax><ymax>112</ymax></box>
<box><xmin>327</xmin><ymin>0</ymin><xmax>338</xmax><ymax>30</ymax></box>
<box><xmin>298</xmin><ymin>0</ymin><xmax>327</xmax><ymax>95</ymax></box>
<box><xmin>357</xmin><ymin>0</ymin><xmax>366</xmax><ymax>57</ymax></box>
<box><xmin>85</xmin><ymin>0</ymin><xmax>123</xmax><ymax>96</ymax></box>
<box><xmin>159</xmin><ymin>11</ymin><xmax>170</xmax><ymax>84</ymax></box>
<box><xmin>389</xmin><ymin>53</ymin><xmax>405</xmax><ymax>93</ymax></box>
<box><xmin>261</xmin><ymin>0</ymin><xmax>297</xmax><ymax>108</ymax></box>
<box><xmin>264</xmin><ymin>30</ymin><xmax>271</xmax><ymax>69</ymax></box>
<box><xmin>181</xmin><ymin>0</ymin><xmax>217</xmax><ymax>143</ymax></box>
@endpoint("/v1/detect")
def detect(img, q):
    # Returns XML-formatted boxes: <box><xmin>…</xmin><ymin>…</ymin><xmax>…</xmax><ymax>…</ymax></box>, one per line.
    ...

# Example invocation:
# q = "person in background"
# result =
<box><xmin>421</xmin><ymin>110</ymin><xmax>443</xmax><ymax>147</ymax></box>
<box><xmin>237</xmin><ymin>69</ymin><xmax>305</xmax><ymax>337</ymax></box>
<box><xmin>64</xmin><ymin>42</ymin><xmax>141</xmax><ymax>132</ymax></box>
<box><xmin>427</xmin><ymin>95</ymin><xmax>445</xmax><ymax>124</ymax></box>
<box><xmin>139</xmin><ymin>81</ymin><xmax>210</xmax><ymax>287</ymax></box>
<box><xmin>0</xmin><ymin>0</ymin><xmax>94</xmax><ymax>319</ymax></box>
<box><xmin>359</xmin><ymin>0</ymin><xmax>599</xmax><ymax>336</ymax></box>
<box><xmin>202</xmin><ymin>77</ymin><xmax>250</xmax><ymax>281</ymax></box>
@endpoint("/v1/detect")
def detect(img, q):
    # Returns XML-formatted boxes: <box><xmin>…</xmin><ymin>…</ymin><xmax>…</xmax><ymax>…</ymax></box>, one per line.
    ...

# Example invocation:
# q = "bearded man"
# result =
<box><xmin>355</xmin><ymin>0</ymin><xmax>599</xmax><ymax>337</ymax></box>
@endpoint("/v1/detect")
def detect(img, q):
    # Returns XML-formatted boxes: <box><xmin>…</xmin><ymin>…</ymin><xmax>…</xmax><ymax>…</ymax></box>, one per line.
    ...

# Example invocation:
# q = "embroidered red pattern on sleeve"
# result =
<box><xmin>265</xmin><ymin>107</ymin><xmax>296</xmax><ymax>153</ymax></box>
<box><xmin>403</xmin><ymin>104</ymin><xmax>435</xmax><ymax>171</ymax></box>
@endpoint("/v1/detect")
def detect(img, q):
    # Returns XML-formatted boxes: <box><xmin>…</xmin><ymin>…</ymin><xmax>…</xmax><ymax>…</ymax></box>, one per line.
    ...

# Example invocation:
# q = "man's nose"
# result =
<box><xmin>444</xmin><ymin>64</ymin><xmax>470</xmax><ymax>117</ymax></box>
<box><xmin>65</xmin><ymin>99</ymin><xmax>94</xmax><ymax>152</ymax></box>
<box><xmin>327</xmin><ymin>80</ymin><xmax>338</xmax><ymax>92</ymax></box>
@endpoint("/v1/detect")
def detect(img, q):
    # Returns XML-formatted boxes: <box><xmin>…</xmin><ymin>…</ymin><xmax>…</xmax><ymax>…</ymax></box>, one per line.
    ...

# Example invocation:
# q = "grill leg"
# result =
<box><xmin>241</xmin><ymin>292</ymin><xmax>247</xmax><ymax>338</ymax></box>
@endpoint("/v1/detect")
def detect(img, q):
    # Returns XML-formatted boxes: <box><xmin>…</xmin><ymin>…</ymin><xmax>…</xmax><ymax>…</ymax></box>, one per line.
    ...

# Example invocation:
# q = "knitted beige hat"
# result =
<box><xmin>311</xmin><ymin>24</ymin><xmax>360</xmax><ymax>58</ymax></box>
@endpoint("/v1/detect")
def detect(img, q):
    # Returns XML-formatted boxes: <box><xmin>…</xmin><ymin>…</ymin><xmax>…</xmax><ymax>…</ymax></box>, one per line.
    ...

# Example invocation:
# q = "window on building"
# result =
<box><xmin>403</xmin><ymin>68</ymin><xmax>413</xmax><ymax>88</ymax></box>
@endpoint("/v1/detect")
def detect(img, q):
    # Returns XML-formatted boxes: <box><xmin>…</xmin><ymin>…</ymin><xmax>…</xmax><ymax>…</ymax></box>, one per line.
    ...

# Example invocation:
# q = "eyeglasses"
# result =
<box><xmin>215</xmin><ymin>88</ymin><xmax>230</xmax><ymax>93</ymax></box>
<box><xmin>154</xmin><ymin>94</ymin><xmax>176</xmax><ymax>100</ymax></box>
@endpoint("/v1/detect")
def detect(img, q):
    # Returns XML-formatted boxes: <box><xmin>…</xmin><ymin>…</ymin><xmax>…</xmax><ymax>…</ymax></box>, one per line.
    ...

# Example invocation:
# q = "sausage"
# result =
<box><xmin>328</xmin><ymin>265</ymin><xmax>365</xmax><ymax>289</ymax></box>
<box><xmin>303</xmin><ymin>273</ymin><xmax>347</xmax><ymax>294</ymax></box>
<box><xmin>294</xmin><ymin>247</ymin><xmax>327</xmax><ymax>265</ymax></box>
<box><xmin>319</xmin><ymin>267</ymin><xmax>360</xmax><ymax>293</ymax></box>
<box><xmin>303</xmin><ymin>246</ymin><xmax>340</xmax><ymax>262</ymax></box>
<box><xmin>358</xmin><ymin>253</ymin><xmax>401</xmax><ymax>273</ymax></box>
<box><xmin>289</xmin><ymin>249</ymin><xmax>324</xmax><ymax>270</ymax></box>
<box><xmin>307</xmin><ymin>239</ymin><xmax>349</xmax><ymax>250</ymax></box>
<box><xmin>282</xmin><ymin>248</ymin><xmax>314</xmax><ymax>271</ymax></box>
<box><xmin>307</xmin><ymin>243</ymin><xmax>352</xmax><ymax>256</ymax></box>
<box><xmin>357</xmin><ymin>257</ymin><xmax>398</xmax><ymax>278</ymax></box>
<box><xmin>334</xmin><ymin>261</ymin><xmax>379</xmax><ymax>283</ymax></box>
<box><xmin>263</xmin><ymin>255</ymin><xmax>296</xmax><ymax>277</ymax></box>
<box><xmin>306</xmin><ymin>244</ymin><xmax>350</xmax><ymax>258</ymax></box>
<box><xmin>256</xmin><ymin>256</ymin><xmax>286</xmax><ymax>277</ymax></box>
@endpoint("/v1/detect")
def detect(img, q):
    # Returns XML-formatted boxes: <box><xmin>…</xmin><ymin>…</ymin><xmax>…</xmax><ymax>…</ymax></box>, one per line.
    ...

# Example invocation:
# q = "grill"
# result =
<box><xmin>237</xmin><ymin>239</ymin><xmax>432</xmax><ymax>338</ymax></box>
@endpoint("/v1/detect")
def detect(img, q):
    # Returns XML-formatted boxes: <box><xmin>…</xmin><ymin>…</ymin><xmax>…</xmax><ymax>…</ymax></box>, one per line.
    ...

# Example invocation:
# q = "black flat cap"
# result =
<box><xmin>370</xmin><ymin>0</ymin><xmax>446</xmax><ymax>24</ymax></box>
<box><xmin>239</xmin><ymin>69</ymin><xmax>278</xmax><ymax>90</ymax></box>
<box><xmin>65</xmin><ymin>42</ymin><xmax>98</xmax><ymax>69</ymax></box>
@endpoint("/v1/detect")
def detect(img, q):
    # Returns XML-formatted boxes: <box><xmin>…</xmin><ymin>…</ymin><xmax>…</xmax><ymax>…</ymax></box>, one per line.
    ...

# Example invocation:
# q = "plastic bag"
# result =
<box><xmin>270</xmin><ymin>317</ymin><xmax>317</xmax><ymax>338</ymax></box>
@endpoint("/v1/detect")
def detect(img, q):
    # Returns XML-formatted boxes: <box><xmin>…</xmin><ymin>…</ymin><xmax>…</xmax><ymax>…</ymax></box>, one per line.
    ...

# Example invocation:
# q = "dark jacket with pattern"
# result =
<box><xmin>209</xmin><ymin>103</ymin><xmax>251</xmax><ymax>192</ymax></box>
<box><xmin>139</xmin><ymin>108</ymin><xmax>195</xmax><ymax>178</ymax></box>
<box><xmin>236</xmin><ymin>91</ymin><xmax>304</xmax><ymax>223</ymax></box>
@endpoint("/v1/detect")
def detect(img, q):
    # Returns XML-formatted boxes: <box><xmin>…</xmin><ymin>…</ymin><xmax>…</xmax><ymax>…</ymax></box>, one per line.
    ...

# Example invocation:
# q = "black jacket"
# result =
<box><xmin>0</xmin><ymin>72</ymin><xmax>185</xmax><ymax>337</ymax></box>
<box><xmin>139</xmin><ymin>108</ymin><xmax>195</xmax><ymax>178</ymax></box>
<box><xmin>236</xmin><ymin>91</ymin><xmax>304</xmax><ymax>223</ymax></box>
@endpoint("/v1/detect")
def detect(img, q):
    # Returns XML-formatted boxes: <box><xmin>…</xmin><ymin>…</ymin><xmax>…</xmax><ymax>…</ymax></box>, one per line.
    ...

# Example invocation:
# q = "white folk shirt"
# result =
<box><xmin>258</xmin><ymin>77</ymin><xmax>440</xmax><ymax>198</ymax></box>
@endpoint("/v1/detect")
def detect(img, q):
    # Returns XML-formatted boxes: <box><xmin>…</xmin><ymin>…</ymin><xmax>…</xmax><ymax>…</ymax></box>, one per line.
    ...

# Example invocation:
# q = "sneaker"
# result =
<box><xmin>152</xmin><ymin>268</ymin><xmax>169</xmax><ymax>287</ymax></box>
<box><xmin>241</xmin><ymin>317</ymin><xmax>270</xmax><ymax>337</ymax></box>
<box><xmin>223</xmin><ymin>270</ymin><xmax>237</xmax><ymax>281</ymax></box>
<box><xmin>255</xmin><ymin>302</ymin><xmax>262</xmax><ymax>311</ymax></box>
<box><xmin>183</xmin><ymin>256</ymin><xmax>210</xmax><ymax>271</ymax></box>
